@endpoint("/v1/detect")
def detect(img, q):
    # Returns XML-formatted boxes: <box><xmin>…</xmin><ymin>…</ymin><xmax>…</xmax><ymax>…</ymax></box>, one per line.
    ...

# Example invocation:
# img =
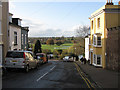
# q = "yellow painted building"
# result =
<box><xmin>89</xmin><ymin>1</ymin><xmax>120</xmax><ymax>68</ymax></box>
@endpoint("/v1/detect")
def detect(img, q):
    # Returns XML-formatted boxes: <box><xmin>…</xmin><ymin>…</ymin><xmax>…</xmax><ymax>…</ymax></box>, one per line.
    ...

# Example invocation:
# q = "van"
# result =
<box><xmin>5</xmin><ymin>51</ymin><xmax>38</xmax><ymax>72</ymax></box>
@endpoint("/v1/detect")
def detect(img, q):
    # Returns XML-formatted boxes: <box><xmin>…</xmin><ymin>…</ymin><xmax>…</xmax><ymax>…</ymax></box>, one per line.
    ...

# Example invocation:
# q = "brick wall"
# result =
<box><xmin>106</xmin><ymin>26</ymin><xmax>120</xmax><ymax>72</ymax></box>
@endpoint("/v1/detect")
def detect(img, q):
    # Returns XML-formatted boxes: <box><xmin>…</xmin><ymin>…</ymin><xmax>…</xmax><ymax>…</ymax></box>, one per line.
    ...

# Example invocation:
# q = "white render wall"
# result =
<box><xmin>9</xmin><ymin>25</ymin><xmax>21</xmax><ymax>50</ymax></box>
<box><xmin>0</xmin><ymin>4</ymin><xmax>2</xmax><ymax>66</ymax></box>
<box><xmin>85</xmin><ymin>37</ymin><xmax>89</xmax><ymax>61</ymax></box>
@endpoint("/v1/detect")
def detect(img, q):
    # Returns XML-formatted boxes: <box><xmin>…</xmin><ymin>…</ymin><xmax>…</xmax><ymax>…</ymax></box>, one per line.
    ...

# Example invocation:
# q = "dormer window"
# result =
<box><xmin>18</xmin><ymin>19</ymin><xmax>21</xmax><ymax>26</ymax></box>
<box><xmin>9</xmin><ymin>13</ymin><xmax>13</xmax><ymax>23</ymax></box>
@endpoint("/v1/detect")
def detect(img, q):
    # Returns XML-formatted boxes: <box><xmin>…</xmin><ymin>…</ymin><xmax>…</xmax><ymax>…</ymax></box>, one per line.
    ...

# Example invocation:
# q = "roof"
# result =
<box><xmin>22</xmin><ymin>27</ymin><xmax>29</xmax><ymax>31</ymax></box>
<box><xmin>89</xmin><ymin>5</ymin><xmax>120</xmax><ymax>19</ymax></box>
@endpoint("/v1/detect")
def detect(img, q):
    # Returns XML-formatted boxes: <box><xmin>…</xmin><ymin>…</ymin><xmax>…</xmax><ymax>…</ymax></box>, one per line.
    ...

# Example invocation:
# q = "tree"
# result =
<box><xmin>34</xmin><ymin>40</ymin><xmax>42</xmax><ymax>55</ymax></box>
<box><xmin>46</xmin><ymin>38</ymin><xmax>54</xmax><ymax>45</ymax></box>
<box><xmin>56</xmin><ymin>40</ymin><xmax>63</xmax><ymax>46</ymax></box>
<box><xmin>76</xmin><ymin>25</ymin><xmax>90</xmax><ymax>38</ymax></box>
<box><xmin>42</xmin><ymin>49</ymin><xmax>52</xmax><ymax>54</ymax></box>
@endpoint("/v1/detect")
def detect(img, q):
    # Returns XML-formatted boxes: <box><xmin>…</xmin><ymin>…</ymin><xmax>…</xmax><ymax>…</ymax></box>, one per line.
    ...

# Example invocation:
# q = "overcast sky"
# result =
<box><xmin>9</xmin><ymin>0</ymin><xmax>119</xmax><ymax>37</ymax></box>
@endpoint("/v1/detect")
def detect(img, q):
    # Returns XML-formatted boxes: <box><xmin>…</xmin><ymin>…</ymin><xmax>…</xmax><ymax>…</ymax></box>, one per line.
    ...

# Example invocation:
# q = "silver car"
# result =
<box><xmin>4</xmin><ymin>51</ymin><xmax>38</xmax><ymax>72</ymax></box>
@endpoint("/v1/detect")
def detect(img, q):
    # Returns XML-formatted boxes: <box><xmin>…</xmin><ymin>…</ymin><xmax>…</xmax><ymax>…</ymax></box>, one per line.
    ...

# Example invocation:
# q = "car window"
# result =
<box><xmin>6</xmin><ymin>52</ymin><xmax>24</xmax><ymax>58</ymax></box>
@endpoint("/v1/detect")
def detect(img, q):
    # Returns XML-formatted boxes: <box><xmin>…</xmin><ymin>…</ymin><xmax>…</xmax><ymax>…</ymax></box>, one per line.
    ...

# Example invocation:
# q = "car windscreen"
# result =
<box><xmin>6</xmin><ymin>52</ymin><xmax>24</xmax><ymax>58</ymax></box>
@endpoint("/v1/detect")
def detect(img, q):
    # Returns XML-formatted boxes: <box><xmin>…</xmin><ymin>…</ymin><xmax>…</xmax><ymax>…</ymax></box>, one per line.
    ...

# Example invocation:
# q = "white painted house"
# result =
<box><xmin>85</xmin><ymin>35</ymin><xmax>90</xmax><ymax>61</ymax></box>
<box><xmin>9</xmin><ymin>13</ymin><xmax>22</xmax><ymax>51</ymax></box>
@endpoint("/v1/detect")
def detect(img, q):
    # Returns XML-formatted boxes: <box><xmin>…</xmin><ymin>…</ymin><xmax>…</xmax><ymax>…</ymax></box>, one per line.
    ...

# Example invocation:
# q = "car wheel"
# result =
<box><xmin>25</xmin><ymin>65</ymin><xmax>29</xmax><ymax>72</ymax></box>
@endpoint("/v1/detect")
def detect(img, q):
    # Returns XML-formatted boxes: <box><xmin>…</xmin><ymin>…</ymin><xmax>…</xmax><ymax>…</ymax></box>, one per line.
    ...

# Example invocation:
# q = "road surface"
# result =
<box><xmin>2</xmin><ymin>60</ymin><xmax>97</xmax><ymax>89</ymax></box>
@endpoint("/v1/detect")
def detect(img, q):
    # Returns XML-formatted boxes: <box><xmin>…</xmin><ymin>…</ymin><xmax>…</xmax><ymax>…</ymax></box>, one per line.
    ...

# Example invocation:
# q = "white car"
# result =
<box><xmin>63</xmin><ymin>56</ymin><xmax>74</xmax><ymax>62</ymax></box>
<box><xmin>5</xmin><ymin>51</ymin><xmax>38</xmax><ymax>72</ymax></box>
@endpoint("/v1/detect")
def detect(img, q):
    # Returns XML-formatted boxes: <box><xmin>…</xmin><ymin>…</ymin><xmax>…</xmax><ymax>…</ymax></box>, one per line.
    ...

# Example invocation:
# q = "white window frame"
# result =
<box><xmin>96</xmin><ymin>55</ymin><xmax>102</xmax><ymax>66</ymax></box>
<box><xmin>93</xmin><ymin>54</ymin><xmax>102</xmax><ymax>67</ymax></box>
<box><xmin>93</xmin><ymin>34</ymin><xmax>102</xmax><ymax>47</ymax></box>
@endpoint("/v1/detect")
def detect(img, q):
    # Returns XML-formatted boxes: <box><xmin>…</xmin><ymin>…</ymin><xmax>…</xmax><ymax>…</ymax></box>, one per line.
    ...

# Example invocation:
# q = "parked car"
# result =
<box><xmin>4</xmin><ymin>51</ymin><xmax>38</xmax><ymax>72</ymax></box>
<box><xmin>35</xmin><ymin>53</ymin><xmax>48</xmax><ymax>64</ymax></box>
<box><xmin>63</xmin><ymin>56</ymin><xmax>74</xmax><ymax>62</ymax></box>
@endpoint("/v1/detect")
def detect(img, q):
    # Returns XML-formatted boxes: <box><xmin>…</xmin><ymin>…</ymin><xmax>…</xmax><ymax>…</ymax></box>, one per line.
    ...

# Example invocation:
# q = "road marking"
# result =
<box><xmin>36</xmin><ymin>65</ymin><xmax>56</xmax><ymax>82</ymax></box>
<box><xmin>74</xmin><ymin>63</ymin><xmax>94</xmax><ymax>88</ymax></box>
<box><xmin>50</xmin><ymin>66</ymin><xmax>56</xmax><ymax>71</ymax></box>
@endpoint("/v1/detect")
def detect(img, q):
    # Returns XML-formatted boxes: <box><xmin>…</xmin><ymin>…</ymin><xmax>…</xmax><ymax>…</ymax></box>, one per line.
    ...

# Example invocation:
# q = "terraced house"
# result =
<box><xmin>9</xmin><ymin>13</ymin><xmax>22</xmax><ymax>51</ymax></box>
<box><xmin>89</xmin><ymin>0</ymin><xmax>120</xmax><ymax>68</ymax></box>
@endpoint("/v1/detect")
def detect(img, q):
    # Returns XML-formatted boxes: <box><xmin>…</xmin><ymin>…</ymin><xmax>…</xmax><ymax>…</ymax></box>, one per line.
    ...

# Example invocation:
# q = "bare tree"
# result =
<box><xmin>76</xmin><ymin>25</ymin><xmax>90</xmax><ymax>38</ymax></box>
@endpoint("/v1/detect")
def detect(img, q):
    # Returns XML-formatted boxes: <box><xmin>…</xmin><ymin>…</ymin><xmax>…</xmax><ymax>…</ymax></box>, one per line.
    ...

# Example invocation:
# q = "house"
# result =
<box><xmin>21</xmin><ymin>27</ymin><xmax>29</xmax><ymax>50</ymax></box>
<box><xmin>0</xmin><ymin>1</ymin><xmax>9</xmax><ymax>65</ymax></box>
<box><xmin>9</xmin><ymin>13</ymin><xmax>22</xmax><ymax>51</ymax></box>
<box><xmin>89</xmin><ymin>0</ymin><xmax>120</xmax><ymax>68</ymax></box>
<box><xmin>85</xmin><ymin>35</ymin><xmax>90</xmax><ymax>61</ymax></box>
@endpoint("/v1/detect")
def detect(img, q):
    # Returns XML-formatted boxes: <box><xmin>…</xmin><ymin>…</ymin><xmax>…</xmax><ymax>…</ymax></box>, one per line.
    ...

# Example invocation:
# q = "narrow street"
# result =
<box><xmin>2</xmin><ymin>60</ymin><xmax>97</xmax><ymax>89</ymax></box>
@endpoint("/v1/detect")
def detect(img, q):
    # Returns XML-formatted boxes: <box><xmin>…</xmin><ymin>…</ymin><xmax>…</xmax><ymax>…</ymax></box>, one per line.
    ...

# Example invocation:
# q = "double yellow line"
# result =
<box><xmin>74</xmin><ymin>63</ymin><xmax>94</xmax><ymax>89</ymax></box>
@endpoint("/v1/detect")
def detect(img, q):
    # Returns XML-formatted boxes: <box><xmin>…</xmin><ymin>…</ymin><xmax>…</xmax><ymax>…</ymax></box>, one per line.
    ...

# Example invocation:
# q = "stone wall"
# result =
<box><xmin>106</xmin><ymin>26</ymin><xmax>120</xmax><ymax>72</ymax></box>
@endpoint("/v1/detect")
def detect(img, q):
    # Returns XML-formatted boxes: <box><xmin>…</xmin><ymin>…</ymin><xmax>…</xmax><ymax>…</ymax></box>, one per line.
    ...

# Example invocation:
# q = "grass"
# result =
<box><xmin>41</xmin><ymin>43</ymin><xmax>73</xmax><ymax>52</ymax></box>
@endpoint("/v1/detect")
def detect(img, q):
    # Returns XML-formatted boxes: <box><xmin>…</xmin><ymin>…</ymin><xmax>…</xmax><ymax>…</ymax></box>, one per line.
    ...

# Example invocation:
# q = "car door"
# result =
<box><xmin>25</xmin><ymin>52</ymin><xmax>32</xmax><ymax>69</ymax></box>
<box><xmin>29</xmin><ymin>53</ymin><xmax>36</xmax><ymax>68</ymax></box>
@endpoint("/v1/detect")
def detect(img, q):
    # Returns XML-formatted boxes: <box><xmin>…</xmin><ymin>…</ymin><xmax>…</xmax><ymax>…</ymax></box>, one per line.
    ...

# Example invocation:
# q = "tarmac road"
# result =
<box><xmin>2</xmin><ymin>60</ymin><xmax>97</xmax><ymax>89</ymax></box>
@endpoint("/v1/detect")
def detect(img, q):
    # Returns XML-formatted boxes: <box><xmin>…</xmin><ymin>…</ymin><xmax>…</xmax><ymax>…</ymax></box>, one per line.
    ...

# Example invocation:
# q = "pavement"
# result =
<box><xmin>76</xmin><ymin>61</ymin><xmax>120</xmax><ymax>88</ymax></box>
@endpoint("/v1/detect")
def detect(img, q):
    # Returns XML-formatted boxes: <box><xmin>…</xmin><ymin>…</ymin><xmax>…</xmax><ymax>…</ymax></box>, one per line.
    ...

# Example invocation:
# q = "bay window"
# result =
<box><xmin>93</xmin><ymin>34</ymin><xmax>102</xmax><ymax>47</ymax></box>
<box><xmin>93</xmin><ymin>54</ymin><xmax>102</xmax><ymax>66</ymax></box>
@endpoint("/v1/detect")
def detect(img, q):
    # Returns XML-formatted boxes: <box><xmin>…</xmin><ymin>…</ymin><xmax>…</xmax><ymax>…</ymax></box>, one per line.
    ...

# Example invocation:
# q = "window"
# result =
<box><xmin>91</xmin><ymin>20</ymin><xmax>93</xmax><ymax>30</ymax></box>
<box><xmin>18</xmin><ymin>20</ymin><xmax>21</xmax><ymax>26</ymax></box>
<box><xmin>25</xmin><ymin>34</ymin><xmax>26</xmax><ymax>45</ymax></box>
<box><xmin>22</xmin><ymin>34</ymin><xmax>24</xmax><ymax>45</ymax></box>
<box><xmin>97</xmin><ymin>55</ymin><xmax>101</xmax><ymax>65</ymax></box>
<box><xmin>93</xmin><ymin>54</ymin><xmax>96</xmax><ymax>64</ymax></box>
<box><xmin>97</xmin><ymin>37</ymin><xmax>101</xmax><ymax>46</ymax></box>
<box><xmin>89</xmin><ymin>37</ymin><xmax>91</xmax><ymax>44</ymax></box>
<box><xmin>93</xmin><ymin>36</ymin><xmax>96</xmax><ymax>45</ymax></box>
<box><xmin>93</xmin><ymin>54</ymin><xmax>102</xmax><ymax>66</ymax></box>
<box><xmin>97</xmin><ymin>18</ymin><xmax>100</xmax><ymax>28</ymax></box>
<box><xmin>93</xmin><ymin>35</ymin><xmax>102</xmax><ymax>47</ymax></box>
<box><xmin>14</xmin><ymin>32</ymin><xmax>17</xmax><ymax>45</ymax></box>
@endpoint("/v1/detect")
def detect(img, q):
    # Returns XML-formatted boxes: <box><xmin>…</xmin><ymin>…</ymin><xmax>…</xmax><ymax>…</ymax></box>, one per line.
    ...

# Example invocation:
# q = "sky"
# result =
<box><xmin>9</xmin><ymin>0</ymin><xmax>119</xmax><ymax>37</ymax></box>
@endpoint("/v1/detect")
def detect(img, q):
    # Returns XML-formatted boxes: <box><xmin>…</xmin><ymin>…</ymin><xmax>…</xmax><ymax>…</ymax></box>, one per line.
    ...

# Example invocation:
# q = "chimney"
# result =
<box><xmin>119</xmin><ymin>1</ymin><xmax>120</xmax><ymax>5</ymax></box>
<box><xmin>106</xmin><ymin>0</ymin><xmax>114</xmax><ymax>5</ymax></box>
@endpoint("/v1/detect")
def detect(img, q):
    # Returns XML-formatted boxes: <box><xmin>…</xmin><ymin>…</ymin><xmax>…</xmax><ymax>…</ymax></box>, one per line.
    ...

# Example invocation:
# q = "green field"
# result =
<box><xmin>41</xmin><ymin>43</ymin><xmax>73</xmax><ymax>52</ymax></box>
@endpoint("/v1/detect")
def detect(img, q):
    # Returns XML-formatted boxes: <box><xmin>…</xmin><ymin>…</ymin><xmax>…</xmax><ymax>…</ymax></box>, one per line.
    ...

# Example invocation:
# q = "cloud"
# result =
<box><xmin>22</xmin><ymin>18</ymin><xmax>75</xmax><ymax>37</ymax></box>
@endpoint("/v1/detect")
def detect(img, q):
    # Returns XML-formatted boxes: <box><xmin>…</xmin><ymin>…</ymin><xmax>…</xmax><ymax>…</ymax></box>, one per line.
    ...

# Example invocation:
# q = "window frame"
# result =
<box><xmin>93</xmin><ymin>34</ymin><xmax>102</xmax><ymax>47</ymax></box>
<box><xmin>93</xmin><ymin>54</ymin><xmax>102</xmax><ymax>66</ymax></box>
